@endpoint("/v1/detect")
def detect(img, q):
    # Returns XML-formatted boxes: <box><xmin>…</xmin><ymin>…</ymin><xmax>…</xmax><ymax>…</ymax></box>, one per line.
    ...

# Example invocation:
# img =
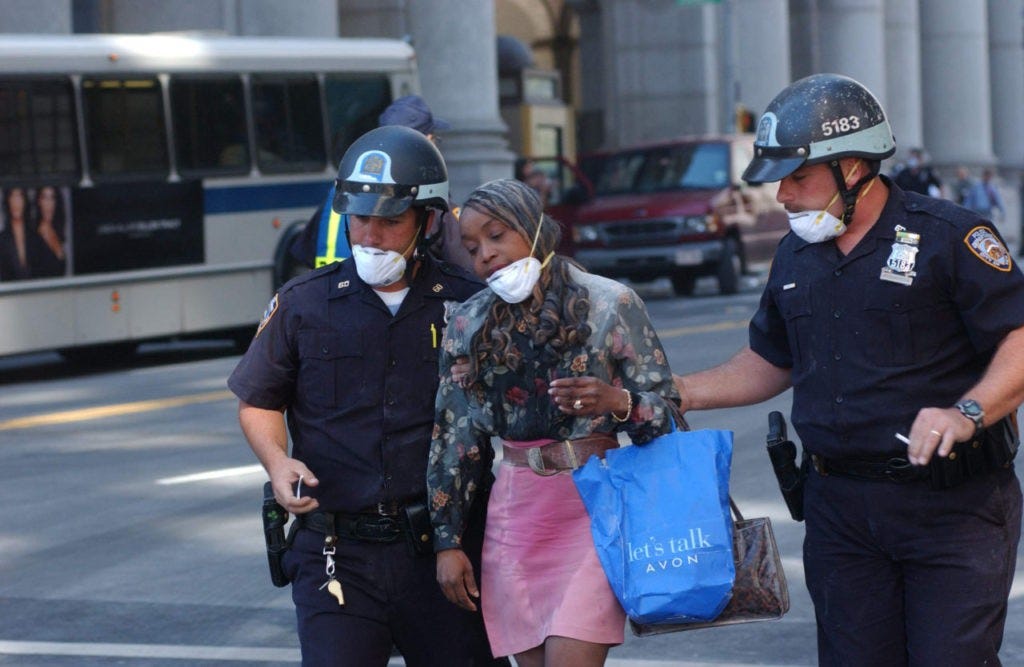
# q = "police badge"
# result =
<box><xmin>879</xmin><ymin>226</ymin><xmax>920</xmax><ymax>286</ymax></box>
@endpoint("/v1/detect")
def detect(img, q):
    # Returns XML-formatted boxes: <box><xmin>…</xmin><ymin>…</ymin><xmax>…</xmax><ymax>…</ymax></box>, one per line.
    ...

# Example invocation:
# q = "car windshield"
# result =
<box><xmin>582</xmin><ymin>142</ymin><xmax>730</xmax><ymax>195</ymax></box>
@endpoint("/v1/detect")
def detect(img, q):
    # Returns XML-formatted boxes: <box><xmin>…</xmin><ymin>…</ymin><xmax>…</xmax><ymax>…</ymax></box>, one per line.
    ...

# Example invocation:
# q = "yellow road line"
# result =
<box><xmin>657</xmin><ymin>319</ymin><xmax>749</xmax><ymax>338</ymax></box>
<box><xmin>0</xmin><ymin>390</ymin><xmax>235</xmax><ymax>431</ymax></box>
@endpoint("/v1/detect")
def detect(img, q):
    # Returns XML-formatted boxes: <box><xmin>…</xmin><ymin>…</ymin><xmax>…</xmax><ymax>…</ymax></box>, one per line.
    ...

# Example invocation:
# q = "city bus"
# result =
<box><xmin>0</xmin><ymin>33</ymin><xmax>418</xmax><ymax>360</ymax></box>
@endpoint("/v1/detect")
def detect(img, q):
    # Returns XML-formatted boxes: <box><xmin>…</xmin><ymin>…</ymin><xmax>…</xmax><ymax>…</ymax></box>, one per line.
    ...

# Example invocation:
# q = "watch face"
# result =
<box><xmin>959</xmin><ymin>400</ymin><xmax>983</xmax><ymax>417</ymax></box>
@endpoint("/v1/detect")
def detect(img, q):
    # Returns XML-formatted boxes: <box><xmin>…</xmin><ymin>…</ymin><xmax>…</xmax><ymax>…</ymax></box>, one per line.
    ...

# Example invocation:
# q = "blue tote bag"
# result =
<box><xmin>572</xmin><ymin>426</ymin><xmax>735</xmax><ymax>624</ymax></box>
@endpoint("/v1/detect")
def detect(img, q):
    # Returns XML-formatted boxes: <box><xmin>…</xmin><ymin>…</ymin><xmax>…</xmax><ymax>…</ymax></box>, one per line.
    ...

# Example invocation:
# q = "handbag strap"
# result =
<box><xmin>666</xmin><ymin>401</ymin><xmax>691</xmax><ymax>432</ymax></box>
<box><xmin>728</xmin><ymin>496</ymin><xmax>744</xmax><ymax>523</ymax></box>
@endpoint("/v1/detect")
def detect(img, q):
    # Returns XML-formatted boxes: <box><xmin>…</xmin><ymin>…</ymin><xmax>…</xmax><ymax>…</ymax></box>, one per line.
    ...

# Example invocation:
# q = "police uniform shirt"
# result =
<box><xmin>228</xmin><ymin>254</ymin><xmax>484</xmax><ymax>512</ymax></box>
<box><xmin>750</xmin><ymin>176</ymin><xmax>1024</xmax><ymax>459</ymax></box>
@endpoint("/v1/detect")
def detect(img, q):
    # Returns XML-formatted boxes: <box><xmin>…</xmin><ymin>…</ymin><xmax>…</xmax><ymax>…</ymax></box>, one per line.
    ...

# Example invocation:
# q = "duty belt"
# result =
<box><xmin>811</xmin><ymin>454</ymin><xmax>930</xmax><ymax>483</ymax></box>
<box><xmin>502</xmin><ymin>433</ymin><xmax>619</xmax><ymax>476</ymax></box>
<box><xmin>299</xmin><ymin>508</ymin><xmax>406</xmax><ymax>543</ymax></box>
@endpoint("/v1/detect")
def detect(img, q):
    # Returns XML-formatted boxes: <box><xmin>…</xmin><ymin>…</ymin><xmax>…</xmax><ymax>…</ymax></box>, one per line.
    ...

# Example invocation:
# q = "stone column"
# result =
<box><xmin>0</xmin><ymin>0</ymin><xmax>71</xmax><ymax>32</ymax></box>
<box><xmin>919</xmin><ymin>0</ymin><xmax>994</xmax><ymax>166</ymax></box>
<box><xmin>406</xmin><ymin>0</ymin><xmax>515</xmax><ymax>202</ymax></box>
<box><xmin>596</xmin><ymin>0</ymin><xmax>720</xmax><ymax>146</ymax></box>
<box><xmin>733</xmin><ymin>0</ymin><xmax>790</xmax><ymax>120</ymax></box>
<box><xmin>816</xmin><ymin>0</ymin><xmax>886</xmax><ymax>102</ymax></box>
<box><xmin>337</xmin><ymin>0</ymin><xmax>514</xmax><ymax>201</ymax></box>
<box><xmin>987</xmin><ymin>0</ymin><xmax>1023</xmax><ymax>252</ymax></box>
<box><xmin>883</xmin><ymin>0</ymin><xmax>923</xmax><ymax>154</ymax></box>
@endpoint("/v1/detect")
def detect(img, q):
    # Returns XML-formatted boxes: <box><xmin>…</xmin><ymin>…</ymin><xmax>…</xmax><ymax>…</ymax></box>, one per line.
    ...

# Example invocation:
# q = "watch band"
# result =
<box><xmin>954</xmin><ymin>399</ymin><xmax>985</xmax><ymax>437</ymax></box>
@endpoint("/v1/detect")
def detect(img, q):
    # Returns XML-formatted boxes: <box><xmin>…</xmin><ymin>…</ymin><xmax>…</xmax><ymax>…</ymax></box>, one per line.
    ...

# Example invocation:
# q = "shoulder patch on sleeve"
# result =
<box><xmin>255</xmin><ymin>293</ymin><xmax>279</xmax><ymax>337</ymax></box>
<box><xmin>964</xmin><ymin>226</ymin><xmax>1013</xmax><ymax>272</ymax></box>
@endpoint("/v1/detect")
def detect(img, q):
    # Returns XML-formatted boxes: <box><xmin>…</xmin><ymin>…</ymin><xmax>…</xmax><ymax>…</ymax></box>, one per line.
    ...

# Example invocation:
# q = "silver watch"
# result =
<box><xmin>954</xmin><ymin>399</ymin><xmax>984</xmax><ymax>437</ymax></box>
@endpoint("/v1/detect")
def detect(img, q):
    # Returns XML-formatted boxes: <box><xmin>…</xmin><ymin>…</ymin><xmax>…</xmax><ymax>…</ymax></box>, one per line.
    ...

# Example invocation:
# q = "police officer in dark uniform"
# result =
<box><xmin>229</xmin><ymin>125</ymin><xmax>506</xmax><ymax>666</ymax></box>
<box><xmin>672</xmin><ymin>74</ymin><xmax>1024</xmax><ymax>666</ymax></box>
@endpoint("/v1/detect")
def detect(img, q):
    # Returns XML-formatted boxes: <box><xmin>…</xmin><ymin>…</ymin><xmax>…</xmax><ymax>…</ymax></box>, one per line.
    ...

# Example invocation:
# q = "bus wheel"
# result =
<box><xmin>58</xmin><ymin>342</ymin><xmax>137</xmax><ymax>366</ymax></box>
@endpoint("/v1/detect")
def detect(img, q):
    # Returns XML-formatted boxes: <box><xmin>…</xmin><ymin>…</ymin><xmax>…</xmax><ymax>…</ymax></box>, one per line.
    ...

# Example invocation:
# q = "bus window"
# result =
<box><xmin>82</xmin><ymin>77</ymin><xmax>168</xmax><ymax>180</ymax></box>
<box><xmin>170</xmin><ymin>76</ymin><xmax>249</xmax><ymax>176</ymax></box>
<box><xmin>323</xmin><ymin>75</ymin><xmax>391</xmax><ymax>167</ymax></box>
<box><xmin>0</xmin><ymin>78</ymin><xmax>79</xmax><ymax>182</ymax></box>
<box><xmin>251</xmin><ymin>75</ymin><xmax>326</xmax><ymax>173</ymax></box>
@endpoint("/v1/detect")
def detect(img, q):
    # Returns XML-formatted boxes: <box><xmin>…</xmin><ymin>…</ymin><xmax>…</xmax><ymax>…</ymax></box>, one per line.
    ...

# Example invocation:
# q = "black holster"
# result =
<box><xmin>766</xmin><ymin>411</ymin><xmax>807</xmax><ymax>522</ymax></box>
<box><xmin>262</xmin><ymin>481</ymin><xmax>292</xmax><ymax>588</ymax></box>
<box><xmin>404</xmin><ymin>502</ymin><xmax>434</xmax><ymax>556</ymax></box>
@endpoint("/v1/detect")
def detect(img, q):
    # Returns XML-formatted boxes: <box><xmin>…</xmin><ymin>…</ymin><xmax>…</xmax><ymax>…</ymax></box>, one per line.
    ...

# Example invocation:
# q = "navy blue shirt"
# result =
<box><xmin>228</xmin><ymin>253</ymin><xmax>484</xmax><ymax>512</ymax></box>
<box><xmin>750</xmin><ymin>177</ymin><xmax>1024</xmax><ymax>459</ymax></box>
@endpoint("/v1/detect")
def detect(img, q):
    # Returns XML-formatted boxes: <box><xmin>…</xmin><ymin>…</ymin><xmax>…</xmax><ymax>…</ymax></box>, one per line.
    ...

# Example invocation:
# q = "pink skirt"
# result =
<box><xmin>480</xmin><ymin>439</ymin><xmax>625</xmax><ymax>657</ymax></box>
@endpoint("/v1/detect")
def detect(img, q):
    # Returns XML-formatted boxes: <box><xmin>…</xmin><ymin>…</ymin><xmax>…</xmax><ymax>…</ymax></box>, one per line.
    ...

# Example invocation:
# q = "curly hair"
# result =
<box><xmin>461</xmin><ymin>179</ymin><xmax>591</xmax><ymax>387</ymax></box>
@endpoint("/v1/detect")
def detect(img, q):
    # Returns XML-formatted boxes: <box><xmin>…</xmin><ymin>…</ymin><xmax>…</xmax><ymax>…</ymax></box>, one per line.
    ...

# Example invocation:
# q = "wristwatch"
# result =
<box><xmin>954</xmin><ymin>399</ymin><xmax>985</xmax><ymax>437</ymax></box>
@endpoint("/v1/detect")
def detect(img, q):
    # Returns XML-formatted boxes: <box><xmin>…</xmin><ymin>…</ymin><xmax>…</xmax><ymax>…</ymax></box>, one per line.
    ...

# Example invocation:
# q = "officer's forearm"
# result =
<box><xmin>238</xmin><ymin>400</ymin><xmax>290</xmax><ymax>473</ymax></box>
<box><xmin>674</xmin><ymin>346</ymin><xmax>791</xmax><ymax>412</ymax></box>
<box><xmin>960</xmin><ymin>326</ymin><xmax>1024</xmax><ymax>426</ymax></box>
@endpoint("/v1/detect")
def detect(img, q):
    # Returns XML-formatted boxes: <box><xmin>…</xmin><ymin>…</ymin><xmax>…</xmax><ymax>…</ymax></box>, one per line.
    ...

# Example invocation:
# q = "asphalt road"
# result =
<box><xmin>1</xmin><ymin>274</ymin><xmax>1021</xmax><ymax>666</ymax></box>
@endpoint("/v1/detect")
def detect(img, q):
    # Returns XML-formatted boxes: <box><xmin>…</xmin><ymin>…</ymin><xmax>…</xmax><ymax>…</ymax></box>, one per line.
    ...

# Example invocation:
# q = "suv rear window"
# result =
<box><xmin>582</xmin><ymin>142</ymin><xmax>730</xmax><ymax>195</ymax></box>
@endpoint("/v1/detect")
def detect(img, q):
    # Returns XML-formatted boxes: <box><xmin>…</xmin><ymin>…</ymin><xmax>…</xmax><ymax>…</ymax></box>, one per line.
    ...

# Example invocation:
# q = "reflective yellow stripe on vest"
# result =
<box><xmin>314</xmin><ymin>183</ymin><xmax>349</xmax><ymax>267</ymax></box>
<box><xmin>314</xmin><ymin>209</ymin><xmax>345</xmax><ymax>268</ymax></box>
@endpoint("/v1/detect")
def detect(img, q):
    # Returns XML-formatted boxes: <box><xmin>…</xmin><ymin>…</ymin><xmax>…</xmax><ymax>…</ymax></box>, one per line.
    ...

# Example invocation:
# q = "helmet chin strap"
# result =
<box><xmin>827</xmin><ymin>159</ymin><xmax>880</xmax><ymax>223</ymax></box>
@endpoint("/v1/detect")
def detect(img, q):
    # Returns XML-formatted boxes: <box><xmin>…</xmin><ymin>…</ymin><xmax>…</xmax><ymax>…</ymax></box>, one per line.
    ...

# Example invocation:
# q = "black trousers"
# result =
<box><xmin>283</xmin><ymin>498</ymin><xmax>507</xmax><ymax>667</ymax></box>
<box><xmin>803</xmin><ymin>465</ymin><xmax>1021</xmax><ymax>667</ymax></box>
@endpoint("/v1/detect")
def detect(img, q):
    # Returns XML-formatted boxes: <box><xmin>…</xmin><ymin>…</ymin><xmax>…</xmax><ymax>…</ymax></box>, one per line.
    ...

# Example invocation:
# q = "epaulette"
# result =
<box><xmin>277</xmin><ymin>262</ymin><xmax>342</xmax><ymax>295</ymax></box>
<box><xmin>902</xmin><ymin>192</ymin><xmax>984</xmax><ymax>231</ymax></box>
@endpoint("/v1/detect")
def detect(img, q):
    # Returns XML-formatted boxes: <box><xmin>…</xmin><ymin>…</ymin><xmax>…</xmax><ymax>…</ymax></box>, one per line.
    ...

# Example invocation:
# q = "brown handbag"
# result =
<box><xmin>630</xmin><ymin>497</ymin><xmax>790</xmax><ymax>635</ymax></box>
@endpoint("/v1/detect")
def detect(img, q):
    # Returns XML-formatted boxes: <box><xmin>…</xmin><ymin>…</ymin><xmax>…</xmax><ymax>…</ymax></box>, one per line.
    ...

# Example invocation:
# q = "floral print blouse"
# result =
<box><xmin>428</xmin><ymin>267</ymin><xmax>680</xmax><ymax>550</ymax></box>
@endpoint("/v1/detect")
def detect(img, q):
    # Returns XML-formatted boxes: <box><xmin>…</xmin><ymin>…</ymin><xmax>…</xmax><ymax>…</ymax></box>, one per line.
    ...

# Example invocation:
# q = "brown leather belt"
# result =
<box><xmin>502</xmin><ymin>433</ymin><xmax>619</xmax><ymax>476</ymax></box>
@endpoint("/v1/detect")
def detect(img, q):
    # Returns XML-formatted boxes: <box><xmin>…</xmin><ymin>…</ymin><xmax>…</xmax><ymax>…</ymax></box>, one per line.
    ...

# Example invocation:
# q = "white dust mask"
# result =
<box><xmin>787</xmin><ymin>205</ymin><xmax>846</xmax><ymax>243</ymax></box>
<box><xmin>352</xmin><ymin>244</ymin><xmax>407</xmax><ymax>287</ymax></box>
<box><xmin>486</xmin><ymin>216</ymin><xmax>553</xmax><ymax>303</ymax></box>
<box><xmin>787</xmin><ymin>163</ymin><xmax>873</xmax><ymax>244</ymax></box>
<box><xmin>487</xmin><ymin>256</ymin><xmax>544</xmax><ymax>303</ymax></box>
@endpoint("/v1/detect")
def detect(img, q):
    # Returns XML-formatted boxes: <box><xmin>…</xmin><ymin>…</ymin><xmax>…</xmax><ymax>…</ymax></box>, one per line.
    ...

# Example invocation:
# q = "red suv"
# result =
<box><xmin>538</xmin><ymin>135</ymin><xmax>788</xmax><ymax>295</ymax></box>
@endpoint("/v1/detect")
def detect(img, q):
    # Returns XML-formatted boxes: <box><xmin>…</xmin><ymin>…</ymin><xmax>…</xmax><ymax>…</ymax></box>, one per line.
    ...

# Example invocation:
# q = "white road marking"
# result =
<box><xmin>156</xmin><ymin>464</ymin><xmax>264</xmax><ymax>485</ymax></box>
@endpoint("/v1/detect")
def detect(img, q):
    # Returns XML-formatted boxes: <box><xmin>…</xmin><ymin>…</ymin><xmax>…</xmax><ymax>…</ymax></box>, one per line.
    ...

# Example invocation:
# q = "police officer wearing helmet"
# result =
<box><xmin>673</xmin><ymin>74</ymin><xmax>1024</xmax><ymax>665</ymax></box>
<box><xmin>230</xmin><ymin>125</ymin><xmax>506</xmax><ymax>666</ymax></box>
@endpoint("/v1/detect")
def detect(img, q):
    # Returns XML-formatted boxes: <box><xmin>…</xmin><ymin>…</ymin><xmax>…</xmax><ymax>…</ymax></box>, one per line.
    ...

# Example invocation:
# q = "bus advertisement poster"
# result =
<box><xmin>71</xmin><ymin>181</ymin><xmax>204</xmax><ymax>275</ymax></box>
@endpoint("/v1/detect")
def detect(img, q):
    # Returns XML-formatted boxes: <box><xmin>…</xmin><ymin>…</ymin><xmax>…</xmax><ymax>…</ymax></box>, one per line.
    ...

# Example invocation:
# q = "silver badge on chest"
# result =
<box><xmin>880</xmin><ymin>226</ymin><xmax>920</xmax><ymax>286</ymax></box>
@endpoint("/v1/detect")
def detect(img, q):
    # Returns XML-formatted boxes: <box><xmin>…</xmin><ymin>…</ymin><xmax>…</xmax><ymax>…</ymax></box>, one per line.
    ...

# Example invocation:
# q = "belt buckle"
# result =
<box><xmin>526</xmin><ymin>446</ymin><xmax>558</xmax><ymax>476</ymax></box>
<box><xmin>884</xmin><ymin>457</ymin><xmax>915</xmax><ymax>482</ymax></box>
<box><xmin>376</xmin><ymin>501</ymin><xmax>399</xmax><ymax>517</ymax></box>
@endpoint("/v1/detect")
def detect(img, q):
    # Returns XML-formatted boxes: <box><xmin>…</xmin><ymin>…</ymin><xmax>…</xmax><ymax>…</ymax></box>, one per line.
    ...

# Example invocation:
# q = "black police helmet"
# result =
<box><xmin>742</xmin><ymin>73</ymin><xmax>896</xmax><ymax>184</ymax></box>
<box><xmin>333</xmin><ymin>125</ymin><xmax>449</xmax><ymax>218</ymax></box>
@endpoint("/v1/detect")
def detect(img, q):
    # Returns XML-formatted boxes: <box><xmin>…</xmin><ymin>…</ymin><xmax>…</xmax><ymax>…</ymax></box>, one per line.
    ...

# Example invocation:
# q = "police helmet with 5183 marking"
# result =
<box><xmin>742</xmin><ymin>73</ymin><xmax>896</xmax><ymax>184</ymax></box>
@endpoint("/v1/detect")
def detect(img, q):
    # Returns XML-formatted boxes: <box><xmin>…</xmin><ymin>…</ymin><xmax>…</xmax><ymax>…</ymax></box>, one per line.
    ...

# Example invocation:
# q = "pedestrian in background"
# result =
<box><xmin>951</xmin><ymin>165</ymin><xmax>975</xmax><ymax>206</ymax></box>
<box><xmin>964</xmin><ymin>167</ymin><xmax>1006</xmax><ymax>222</ymax></box>
<box><xmin>674</xmin><ymin>73</ymin><xmax>1024</xmax><ymax>666</ymax></box>
<box><xmin>893</xmin><ymin>146</ymin><xmax>944</xmax><ymax>198</ymax></box>
<box><xmin>428</xmin><ymin>178</ymin><xmax>679</xmax><ymax>666</ymax></box>
<box><xmin>230</xmin><ymin>126</ymin><xmax>505</xmax><ymax>666</ymax></box>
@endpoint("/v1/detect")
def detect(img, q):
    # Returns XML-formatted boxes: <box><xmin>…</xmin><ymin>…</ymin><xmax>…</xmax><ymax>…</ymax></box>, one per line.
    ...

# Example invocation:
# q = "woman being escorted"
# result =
<box><xmin>428</xmin><ymin>179</ymin><xmax>679</xmax><ymax>666</ymax></box>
